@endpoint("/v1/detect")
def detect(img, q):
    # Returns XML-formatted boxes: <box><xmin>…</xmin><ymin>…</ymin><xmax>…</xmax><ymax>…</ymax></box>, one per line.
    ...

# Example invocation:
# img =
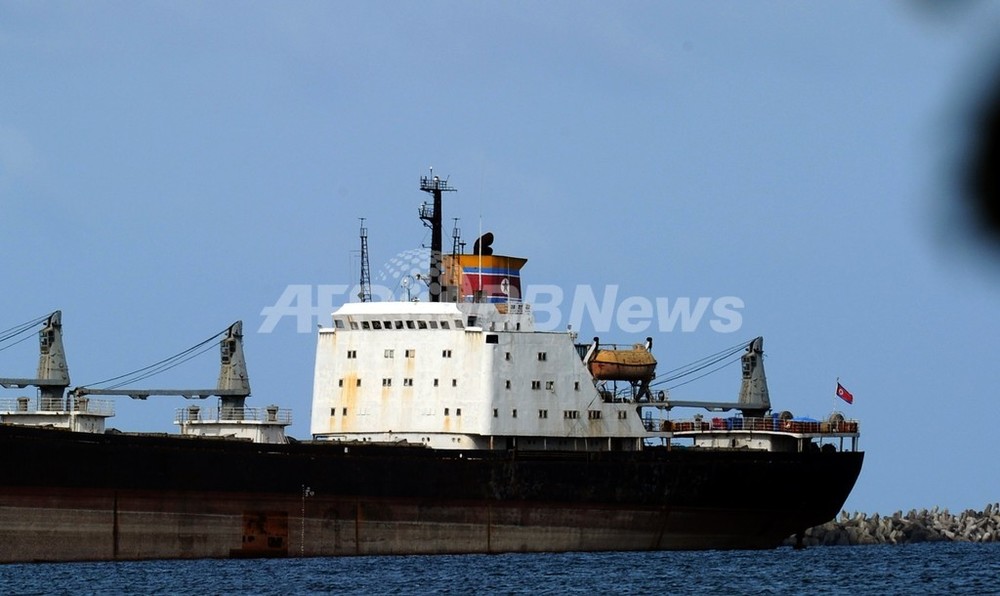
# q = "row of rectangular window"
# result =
<box><xmin>330</xmin><ymin>407</ymin><xmax>462</xmax><ymax>416</ymax></box>
<box><xmin>503</xmin><ymin>352</ymin><xmax>547</xmax><ymax>361</ymax></box>
<box><xmin>331</xmin><ymin>408</ymin><xmax>627</xmax><ymax>419</ymax></box>
<box><xmin>335</xmin><ymin>319</ymin><xmax>466</xmax><ymax>331</ymax></box>
<box><xmin>351</xmin><ymin>350</ymin><xmax>551</xmax><ymax>360</ymax></box>
<box><xmin>523</xmin><ymin>380</ymin><xmax>581</xmax><ymax>391</ymax></box>
<box><xmin>341</xmin><ymin>378</ymin><xmax>458</xmax><ymax>387</ymax></box>
<box><xmin>490</xmin><ymin>409</ymin><xmax>612</xmax><ymax>419</ymax></box>
<box><xmin>349</xmin><ymin>349</ymin><xmax>450</xmax><ymax>359</ymax></box>
<box><xmin>341</xmin><ymin>378</ymin><xmax>582</xmax><ymax>391</ymax></box>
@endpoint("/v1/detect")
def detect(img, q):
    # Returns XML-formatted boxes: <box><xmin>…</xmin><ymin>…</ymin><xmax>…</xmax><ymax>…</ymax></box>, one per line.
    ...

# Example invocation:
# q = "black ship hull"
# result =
<box><xmin>0</xmin><ymin>425</ymin><xmax>863</xmax><ymax>562</ymax></box>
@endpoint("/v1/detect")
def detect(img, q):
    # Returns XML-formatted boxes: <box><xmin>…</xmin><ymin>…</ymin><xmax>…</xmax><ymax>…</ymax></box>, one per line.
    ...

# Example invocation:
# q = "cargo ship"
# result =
<box><xmin>0</xmin><ymin>174</ymin><xmax>862</xmax><ymax>562</ymax></box>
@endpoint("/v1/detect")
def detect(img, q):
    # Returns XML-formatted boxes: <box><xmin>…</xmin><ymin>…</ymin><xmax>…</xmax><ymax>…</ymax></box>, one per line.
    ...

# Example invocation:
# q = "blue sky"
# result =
<box><xmin>3</xmin><ymin>2</ymin><xmax>1000</xmax><ymax>515</ymax></box>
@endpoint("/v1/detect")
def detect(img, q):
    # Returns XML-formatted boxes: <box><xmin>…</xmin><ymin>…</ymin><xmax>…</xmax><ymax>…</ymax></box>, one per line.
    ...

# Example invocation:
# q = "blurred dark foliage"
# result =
<box><xmin>964</xmin><ymin>61</ymin><xmax>1000</xmax><ymax>247</ymax></box>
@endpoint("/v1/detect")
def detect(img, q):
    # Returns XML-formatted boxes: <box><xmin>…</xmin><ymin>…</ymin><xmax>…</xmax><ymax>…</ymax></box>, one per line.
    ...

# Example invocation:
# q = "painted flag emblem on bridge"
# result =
<box><xmin>836</xmin><ymin>382</ymin><xmax>854</xmax><ymax>405</ymax></box>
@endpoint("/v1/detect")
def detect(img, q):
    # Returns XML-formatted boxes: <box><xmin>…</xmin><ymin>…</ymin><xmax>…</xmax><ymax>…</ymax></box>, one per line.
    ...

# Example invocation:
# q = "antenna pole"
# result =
<box><xmin>359</xmin><ymin>218</ymin><xmax>372</xmax><ymax>303</ymax></box>
<box><xmin>451</xmin><ymin>218</ymin><xmax>462</xmax><ymax>256</ymax></box>
<box><xmin>419</xmin><ymin>170</ymin><xmax>456</xmax><ymax>303</ymax></box>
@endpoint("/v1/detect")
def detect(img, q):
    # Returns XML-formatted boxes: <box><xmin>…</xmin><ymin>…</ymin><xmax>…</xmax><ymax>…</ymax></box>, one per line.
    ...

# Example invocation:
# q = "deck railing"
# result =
<box><xmin>0</xmin><ymin>396</ymin><xmax>115</xmax><ymax>416</ymax></box>
<box><xmin>174</xmin><ymin>406</ymin><xmax>292</xmax><ymax>425</ymax></box>
<box><xmin>645</xmin><ymin>416</ymin><xmax>860</xmax><ymax>435</ymax></box>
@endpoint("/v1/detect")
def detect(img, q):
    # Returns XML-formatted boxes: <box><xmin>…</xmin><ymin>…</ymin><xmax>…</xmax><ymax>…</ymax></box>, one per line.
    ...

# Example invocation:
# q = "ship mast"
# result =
<box><xmin>419</xmin><ymin>168</ymin><xmax>456</xmax><ymax>303</ymax></box>
<box><xmin>657</xmin><ymin>336</ymin><xmax>772</xmax><ymax>417</ymax></box>
<box><xmin>0</xmin><ymin>311</ymin><xmax>70</xmax><ymax>408</ymax></box>
<box><xmin>737</xmin><ymin>336</ymin><xmax>771</xmax><ymax>417</ymax></box>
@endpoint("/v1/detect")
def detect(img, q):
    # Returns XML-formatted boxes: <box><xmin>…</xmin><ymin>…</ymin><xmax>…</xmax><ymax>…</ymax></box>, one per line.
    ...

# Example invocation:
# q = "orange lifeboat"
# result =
<box><xmin>587</xmin><ymin>345</ymin><xmax>656</xmax><ymax>382</ymax></box>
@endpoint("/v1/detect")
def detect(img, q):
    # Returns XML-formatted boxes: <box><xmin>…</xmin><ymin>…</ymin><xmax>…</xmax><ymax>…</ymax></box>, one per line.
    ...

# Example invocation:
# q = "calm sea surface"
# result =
<box><xmin>1</xmin><ymin>542</ymin><xmax>998</xmax><ymax>595</ymax></box>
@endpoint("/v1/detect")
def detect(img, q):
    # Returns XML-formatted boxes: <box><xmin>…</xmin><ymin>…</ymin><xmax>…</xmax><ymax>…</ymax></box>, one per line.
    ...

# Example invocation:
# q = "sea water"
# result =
<box><xmin>1</xmin><ymin>542</ymin><xmax>997</xmax><ymax>595</ymax></box>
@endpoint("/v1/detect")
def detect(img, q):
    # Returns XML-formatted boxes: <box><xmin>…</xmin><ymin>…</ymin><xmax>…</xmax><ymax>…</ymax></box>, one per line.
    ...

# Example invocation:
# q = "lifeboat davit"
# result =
<box><xmin>587</xmin><ymin>345</ymin><xmax>656</xmax><ymax>382</ymax></box>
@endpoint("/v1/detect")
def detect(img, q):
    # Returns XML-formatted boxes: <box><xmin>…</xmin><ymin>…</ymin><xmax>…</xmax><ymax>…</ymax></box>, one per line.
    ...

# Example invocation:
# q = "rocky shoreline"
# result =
<box><xmin>785</xmin><ymin>503</ymin><xmax>1000</xmax><ymax>546</ymax></box>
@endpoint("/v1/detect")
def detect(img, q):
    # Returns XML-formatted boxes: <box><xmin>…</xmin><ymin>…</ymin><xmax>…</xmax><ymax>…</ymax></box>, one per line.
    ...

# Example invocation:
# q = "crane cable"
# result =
<box><xmin>660</xmin><ymin>353</ymin><xmax>744</xmax><ymax>391</ymax></box>
<box><xmin>80</xmin><ymin>327</ymin><xmax>229</xmax><ymax>389</ymax></box>
<box><xmin>650</xmin><ymin>338</ymin><xmax>750</xmax><ymax>387</ymax></box>
<box><xmin>603</xmin><ymin>338</ymin><xmax>753</xmax><ymax>400</ymax></box>
<box><xmin>0</xmin><ymin>313</ymin><xmax>52</xmax><ymax>351</ymax></box>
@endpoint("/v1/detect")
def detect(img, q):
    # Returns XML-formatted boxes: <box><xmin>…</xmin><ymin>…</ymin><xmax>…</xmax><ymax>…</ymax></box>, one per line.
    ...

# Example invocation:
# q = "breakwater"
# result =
<box><xmin>786</xmin><ymin>503</ymin><xmax>1000</xmax><ymax>546</ymax></box>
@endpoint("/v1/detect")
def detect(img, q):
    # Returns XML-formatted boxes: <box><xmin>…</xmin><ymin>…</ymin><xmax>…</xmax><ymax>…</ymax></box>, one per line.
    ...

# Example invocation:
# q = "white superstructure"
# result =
<box><xmin>311</xmin><ymin>300</ymin><xmax>649</xmax><ymax>450</ymax></box>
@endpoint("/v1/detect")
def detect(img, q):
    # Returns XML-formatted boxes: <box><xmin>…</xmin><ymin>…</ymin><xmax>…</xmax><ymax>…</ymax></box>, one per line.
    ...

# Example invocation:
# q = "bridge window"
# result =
<box><xmin>406</xmin><ymin>321</ymin><xmax>415</xmax><ymax>329</ymax></box>
<box><xmin>417</xmin><ymin>320</ymin><xmax>428</xmax><ymax>329</ymax></box>
<box><xmin>362</xmin><ymin>321</ymin><xmax>371</xmax><ymax>330</ymax></box>
<box><xmin>372</xmin><ymin>321</ymin><xmax>382</xmax><ymax>330</ymax></box>
<box><xmin>429</xmin><ymin>321</ymin><xmax>439</xmax><ymax>329</ymax></box>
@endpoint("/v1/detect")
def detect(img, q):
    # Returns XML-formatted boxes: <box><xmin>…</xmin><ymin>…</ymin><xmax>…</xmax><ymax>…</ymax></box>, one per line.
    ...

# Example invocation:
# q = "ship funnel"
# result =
<box><xmin>737</xmin><ymin>336</ymin><xmax>770</xmax><ymax>417</ymax></box>
<box><xmin>473</xmin><ymin>232</ymin><xmax>494</xmax><ymax>256</ymax></box>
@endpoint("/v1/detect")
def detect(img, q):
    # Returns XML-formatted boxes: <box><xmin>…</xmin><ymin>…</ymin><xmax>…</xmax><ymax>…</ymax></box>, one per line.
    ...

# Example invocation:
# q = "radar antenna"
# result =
<box><xmin>418</xmin><ymin>168</ymin><xmax>457</xmax><ymax>303</ymax></box>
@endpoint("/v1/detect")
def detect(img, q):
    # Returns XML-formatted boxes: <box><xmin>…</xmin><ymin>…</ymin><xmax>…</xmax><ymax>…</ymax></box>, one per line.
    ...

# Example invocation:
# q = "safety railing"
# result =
<box><xmin>174</xmin><ymin>406</ymin><xmax>292</xmax><ymax>425</ymax></box>
<box><xmin>646</xmin><ymin>416</ymin><xmax>860</xmax><ymax>435</ymax></box>
<box><xmin>0</xmin><ymin>396</ymin><xmax>115</xmax><ymax>416</ymax></box>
